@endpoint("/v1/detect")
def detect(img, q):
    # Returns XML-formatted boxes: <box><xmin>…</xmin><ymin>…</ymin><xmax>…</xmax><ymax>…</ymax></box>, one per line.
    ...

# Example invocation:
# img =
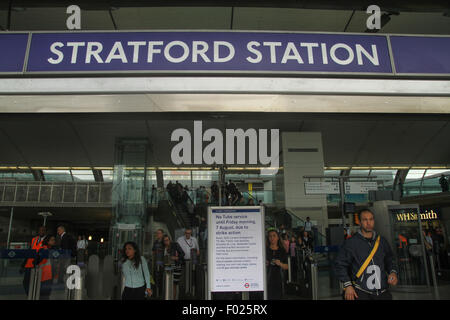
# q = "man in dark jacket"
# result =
<box><xmin>56</xmin><ymin>225</ymin><xmax>76</xmax><ymax>284</ymax></box>
<box><xmin>334</xmin><ymin>208</ymin><xmax>398</xmax><ymax>300</ymax></box>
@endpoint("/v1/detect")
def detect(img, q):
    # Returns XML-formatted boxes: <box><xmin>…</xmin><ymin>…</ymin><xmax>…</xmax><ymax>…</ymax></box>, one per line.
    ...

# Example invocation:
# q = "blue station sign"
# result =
<box><xmin>0</xmin><ymin>31</ymin><xmax>449</xmax><ymax>76</ymax></box>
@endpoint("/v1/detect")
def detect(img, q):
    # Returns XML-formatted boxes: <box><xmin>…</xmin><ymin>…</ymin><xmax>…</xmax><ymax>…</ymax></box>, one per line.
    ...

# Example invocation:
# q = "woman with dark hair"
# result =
<box><xmin>266</xmin><ymin>229</ymin><xmax>289</xmax><ymax>300</ymax></box>
<box><xmin>121</xmin><ymin>241</ymin><xmax>152</xmax><ymax>300</ymax></box>
<box><xmin>162</xmin><ymin>234</ymin><xmax>185</xmax><ymax>299</ymax></box>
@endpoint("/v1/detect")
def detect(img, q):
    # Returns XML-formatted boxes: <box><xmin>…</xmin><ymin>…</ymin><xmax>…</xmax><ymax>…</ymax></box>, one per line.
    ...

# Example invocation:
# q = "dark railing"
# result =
<box><xmin>0</xmin><ymin>181</ymin><xmax>112</xmax><ymax>205</ymax></box>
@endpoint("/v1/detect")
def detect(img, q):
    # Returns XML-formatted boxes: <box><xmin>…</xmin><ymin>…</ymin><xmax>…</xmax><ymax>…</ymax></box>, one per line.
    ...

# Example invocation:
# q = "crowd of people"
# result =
<box><xmin>166</xmin><ymin>181</ymin><xmax>192</xmax><ymax>212</ymax></box>
<box><xmin>150</xmin><ymin>227</ymin><xmax>200</xmax><ymax>300</ymax></box>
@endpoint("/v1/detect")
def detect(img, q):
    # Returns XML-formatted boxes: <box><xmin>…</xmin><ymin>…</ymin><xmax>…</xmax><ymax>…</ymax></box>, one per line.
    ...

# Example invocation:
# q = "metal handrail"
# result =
<box><xmin>0</xmin><ymin>180</ymin><xmax>112</xmax><ymax>204</ymax></box>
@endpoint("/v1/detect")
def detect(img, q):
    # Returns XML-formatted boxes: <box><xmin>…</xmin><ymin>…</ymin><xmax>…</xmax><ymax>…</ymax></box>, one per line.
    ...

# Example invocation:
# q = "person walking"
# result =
<box><xmin>152</xmin><ymin>229</ymin><xmax>165</xmax><ymax>298</ymax></box>
<box><xmin>121</xmin><ymin>242</ymin><xmax>152</xmax><ymax>300</ymax></box>
<box><xmin>266</xmin><ymin>229</ymin><xmax>289</xmax><ymax>300</ymax></box>
<box><xmin>162</xmin><ymin>234</ymin><xmax>185</xmax><ymax>299</ymax></box>
<box><xmin>334</xmin><ymin>208</ymin><xmax>398</xmax><ymax>300</ymax></box>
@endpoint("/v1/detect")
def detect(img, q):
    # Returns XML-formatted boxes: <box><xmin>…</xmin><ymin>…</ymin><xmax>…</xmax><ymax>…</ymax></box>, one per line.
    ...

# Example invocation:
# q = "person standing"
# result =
<box><xmin>21</xmin><ymin>226</ymin><xmax>47</xmax><ymax>296</ymax></box>
<box><xmin>302</xmin><ymin>231</ymin><xmax>313</xmax><ymax>251</ymax></box>
<box><xmin>304</xmin><ymin>217</ymin><xmax>313</xmax><ymax>236</ymax></box>
<box><xmin>76</xmin><ymin>235</ymin><xmax>88</xmax><ymax>266</ymax></box>
<box><xmin>439</xmin><ymin>174</ymin><xmax>449</xmax><ymax>192</ymax></box>
<box><xmin>56</xmin><ymin>226</ymin><xmax>76</xmax><ymax>284</ymax></box>
<box><xmin>152</xmin><ymin>229</ymin><xmax>165</xmax><ymax>298</ymax></box>
<box><xmin>266</xmin><ymin>229</ymin><xmax>289</xmax><ymax>300</ymax></box>
<box><xmin>334</xmin><ymin>208</ymin><xmax>398</xmax><ymax>300</ymax></box>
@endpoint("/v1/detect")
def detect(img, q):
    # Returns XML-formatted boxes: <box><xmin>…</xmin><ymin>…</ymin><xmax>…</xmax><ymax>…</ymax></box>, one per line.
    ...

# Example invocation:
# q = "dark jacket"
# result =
<box><xmin>166</xmin><ymin>242</ymin><xmax>185</xmax><ymax>266</ymax></box>
<box><xmin>59</xmin><ymin>233</ymin><xmax>77</xmax><ymax>257</ymax></box>
<box><xmin>334</xmin><ymin>230</ymin><xmax>397</xmax><ymax>294</ymax></box>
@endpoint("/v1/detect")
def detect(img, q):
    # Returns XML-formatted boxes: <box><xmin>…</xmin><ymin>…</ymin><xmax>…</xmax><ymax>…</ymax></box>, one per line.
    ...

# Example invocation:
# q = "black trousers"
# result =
<box><xmin>122</xmin><ymin>286</ymin><xmax>146</xmax><ymax>300</ymax></box>
<box><xmin>354</xmin><ymin>288</ymin><xmax>392</xmax><ymax>300</ymax></box>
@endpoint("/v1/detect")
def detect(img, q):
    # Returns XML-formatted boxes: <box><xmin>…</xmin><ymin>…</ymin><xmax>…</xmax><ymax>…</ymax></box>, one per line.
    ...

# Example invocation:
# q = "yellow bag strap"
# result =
<box><xmin>356</xmin><ymin>235</ymin><xmax>381</xmax><ymax>279</ymax></box>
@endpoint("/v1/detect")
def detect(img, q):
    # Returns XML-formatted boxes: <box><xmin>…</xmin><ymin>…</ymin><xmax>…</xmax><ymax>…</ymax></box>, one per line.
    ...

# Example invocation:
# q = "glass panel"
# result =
<box><xmin>43</xmin><ymin>170</ymin><xmax>73</xmax><ymax>182</ymax></box>
<box><xmin>324</xmin><ymin>170</ymin><xmax>340</xmax><ymax>177</ymax></box>
<box><xmin>349</xmin><ymin>169</ymin><xmax>370</xmax><ymax>176</ymax></box>
<box><xmin>163</xmin><ymin>170</ymin><xmax>191</xmax><ymax>188</ymax></box>
<box><xmin>423</xmin><ymin>169</ymin><xmax>450</xmax><ymax>178</ymax></box>
<box><xmin>405</xmin><ymin>169</ymin><xmax>425</xmax><ymax>181</ymax></box>
<box><xmin>0</xmin><ymin>172</ymin><xmax>34</xmax><ymax>181</ymax></box>
<box><xmin>388</xmin><ymin>206</ymin><xmax>428</xmax><ymax>287</ymax></box>
<box><xmin>370</xmin><ymin>170</ymin><xmax>397</xmax><ymax>190</ymax></box>
<box><xmin>71</xmin><ymin>170</ymin><xmax>95</xmax><ymax>182</ymax></box>
<box><xmin>101</xmin><ymin>170</ymin><xmax>114</xmax><ymax>182</ymax></box>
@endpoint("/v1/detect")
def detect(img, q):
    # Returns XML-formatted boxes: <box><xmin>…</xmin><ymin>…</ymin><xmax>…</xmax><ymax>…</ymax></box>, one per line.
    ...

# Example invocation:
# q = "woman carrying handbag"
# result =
<box><xmin>121</xmin><ymin>241</ymin><xmax>153</xmax><ymax>300</ymax></box>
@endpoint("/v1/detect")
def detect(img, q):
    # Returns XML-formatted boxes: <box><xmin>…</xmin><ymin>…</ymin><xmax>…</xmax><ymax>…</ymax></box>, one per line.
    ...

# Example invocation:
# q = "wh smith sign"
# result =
<box><xmin>1</xmin><ymin>31</ymin><xmax>449</xmax><ymax>75</ymax></box>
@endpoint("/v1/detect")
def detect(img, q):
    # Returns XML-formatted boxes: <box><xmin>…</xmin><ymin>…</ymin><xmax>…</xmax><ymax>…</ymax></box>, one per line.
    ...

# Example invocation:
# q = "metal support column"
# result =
<box><xmin>311</xmin><ymin>262</ymin><xmax>319</xmax><ymax>300</ymax></box>
<box><xmin>339</xmin><ymin>178</ymin><xmax>346</xmax><ymax>228</ymax></box>
<box><xmin>429</xmin><ymin>255</ymin><xmax>440</xmax><ymax>300</ymax></box>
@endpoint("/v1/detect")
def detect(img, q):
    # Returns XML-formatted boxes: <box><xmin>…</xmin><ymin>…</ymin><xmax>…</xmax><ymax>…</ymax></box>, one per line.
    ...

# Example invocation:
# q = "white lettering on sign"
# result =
<box><xmin>45</xmin><ymin>40</ymin><xmax>380</xmax><ymax>68</ymax></box>
<box><xmin>396</xmin><ymin>210</ymin><xmax>438</xmax><ymax>222</ymax></box>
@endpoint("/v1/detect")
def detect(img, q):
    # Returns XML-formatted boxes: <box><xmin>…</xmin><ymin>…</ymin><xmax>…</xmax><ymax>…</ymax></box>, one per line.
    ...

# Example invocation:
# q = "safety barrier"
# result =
<box><xmin>0</xmin><ymin>181</ymin><xmax>112</xmax><ymax>205</ymax></box>
<box><xmin>163</xmin><ymin>267</ymin><xmax>174</xmax><ymax>300</ymax></box>
<box><xmin>27</xmin><ymin>267</ymin><xmax>42</xmax><ymax>300</ymax></box>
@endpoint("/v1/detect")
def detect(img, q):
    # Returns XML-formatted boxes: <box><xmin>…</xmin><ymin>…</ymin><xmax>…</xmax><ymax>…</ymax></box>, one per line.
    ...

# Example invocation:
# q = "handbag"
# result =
<box><xmin>140</xmin><ymin>262</ymin><xmax>152</xmax><ymax>300</ymax></box>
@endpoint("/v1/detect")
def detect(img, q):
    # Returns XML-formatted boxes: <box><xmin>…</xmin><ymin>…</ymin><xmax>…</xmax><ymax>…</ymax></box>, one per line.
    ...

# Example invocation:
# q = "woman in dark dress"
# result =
<box><xmin>266</xmin><ymin>229</ymin><xmax>289</xmax><ymax>300</ymax></box>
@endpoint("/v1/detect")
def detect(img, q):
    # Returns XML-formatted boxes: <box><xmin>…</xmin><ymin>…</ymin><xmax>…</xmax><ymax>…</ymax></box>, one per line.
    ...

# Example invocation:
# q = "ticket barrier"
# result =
<box><xmin>163</xmin><ymin>266</ymin><xmax>174</xmax><ymax>300</ymax></box>
<box><xmin>285</xmin><ymin>248</ymin><xmax>318</xmax><ymax>299</ymax></box>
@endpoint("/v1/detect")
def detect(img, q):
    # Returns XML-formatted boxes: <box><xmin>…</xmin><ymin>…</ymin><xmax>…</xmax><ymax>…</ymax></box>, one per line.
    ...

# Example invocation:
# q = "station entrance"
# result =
<box><xmin>0</xmin><ymin>109</ymin><xmax>449</xmax><ymax>300</ymax></box>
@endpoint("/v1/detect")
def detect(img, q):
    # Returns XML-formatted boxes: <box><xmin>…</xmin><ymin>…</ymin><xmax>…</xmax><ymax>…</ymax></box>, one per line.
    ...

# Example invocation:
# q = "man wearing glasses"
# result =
<box><xmin>177</xmin><ymin>228</ymin><xmax>200</xmax><ymax>261</ymax></box>
<box><xmin>177</xmin><ymin>228</ymin><xmax>200</xmax><ymax>297</ymax></box>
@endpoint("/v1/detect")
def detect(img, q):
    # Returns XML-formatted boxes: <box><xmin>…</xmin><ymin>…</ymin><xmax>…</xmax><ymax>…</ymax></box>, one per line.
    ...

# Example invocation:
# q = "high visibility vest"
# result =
<box><xmin>38</xmin><ymin>245</ymin><xmax>52</xmax><ymax>282</ymax></box>
<box><xmin>24</xmin><ymin>236</ymin><xmax>45</xmax><ymax>268</ymax></box>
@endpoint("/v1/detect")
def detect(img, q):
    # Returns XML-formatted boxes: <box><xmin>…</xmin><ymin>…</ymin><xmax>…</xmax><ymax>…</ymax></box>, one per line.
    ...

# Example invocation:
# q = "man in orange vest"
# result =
<box><xmin>21</xmin><ymin>226</ymin><xmax>47</xmax><ymax>296</ymax></box>
<box><xmin>37</xmin><ymin>235</ymin><xmax>55</xmax><ymax>300</ymax></box>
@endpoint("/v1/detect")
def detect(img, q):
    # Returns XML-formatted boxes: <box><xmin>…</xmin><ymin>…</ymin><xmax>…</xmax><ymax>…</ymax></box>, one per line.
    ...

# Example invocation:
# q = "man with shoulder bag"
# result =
<box><xmin>334</xmin><ymin>208</ymin><xmax>398</xmax><ymax>300</ymax></box>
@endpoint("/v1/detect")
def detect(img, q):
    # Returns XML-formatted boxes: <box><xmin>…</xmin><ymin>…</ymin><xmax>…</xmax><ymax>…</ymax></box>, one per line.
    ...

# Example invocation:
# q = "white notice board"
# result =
<box><xmin>345</xmin><ymin>181</ymin><xmax>378</xmax><ymax>194</ymax></box>
<box><xmin>208</xmin><ymin>206</ymin><xmax>266</xmax><ymax>297</ymax></box>
<box><xmin>304</xmin><ymin>181</ymin><xmax>340</xmax><ymax>194</ymax></box>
